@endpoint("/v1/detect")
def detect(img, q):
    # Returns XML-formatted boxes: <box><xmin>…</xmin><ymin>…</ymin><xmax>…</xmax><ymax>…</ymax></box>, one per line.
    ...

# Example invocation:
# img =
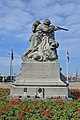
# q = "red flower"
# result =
<box><xmin>77</xmin><ymin>110</ymin><xmax>80</xmax><ymax>113</ymax></box>
<box><xmin>12</xmin><ymin>98</ymin><xmax>15</xmax><ymax>101</ymax></box>
<box><xmin>13</xmin><ymin>101</ymin><xmax>17</xmax><ymax>104</ymax></box>
<box><xmin>35</xmin><ymin>100</ymin><xmax>38</xmax><ymax>102</ymax></box>
<box><xmin>44</xmin><ymin>113</ymin><xmax>49</xmax><ymax>117</ymax></box>
<box><xmin>6</xmin><ymin>105</ymin><xmax>10</xmax><ymax>109</ymax></box>
<box><xmin>29</xmin><ymin>107</ymin><xmax>33</xmax><ymax>111</ymax></box>
<box><xmin>35</xmin><ymin>104</ymin><xmax>39</xmax><ymax>106</ymax></box>
<box><xmin>2</xmin><ymin>110</ymin><xmax>6</xmax><ymax>113</ymax></box>
<box><xmin>45</xmin><ymin>109</ymin><xmax>49</xmax><ymax>113</ymax></box>
<box><xmin>76</xmin><ymin>97</ymin><xmax>80</xmax><ymax>101</ymax></box>
<box><xmin>56</xmin><ymin>100</ymin><xmax>63</xmax><ymax>103</ymax></box>
<box><xmin>22</xmin><ymin>107</ymin><xmax>28</xmax><ymax>111</ymax></box>
<box><xmin>18</xmin><ymin>114</ymin><xmax>23</xmax><ymax>119</ymax></box>
<box><xmin>18</xmin><ymin>104</ymin><xmax>22</xmax><ymax>107</ymax></box>
<box><xmin>9</xmin><ymin>101</ymin><xmax>13</xmax><ymax>104</ymax></box>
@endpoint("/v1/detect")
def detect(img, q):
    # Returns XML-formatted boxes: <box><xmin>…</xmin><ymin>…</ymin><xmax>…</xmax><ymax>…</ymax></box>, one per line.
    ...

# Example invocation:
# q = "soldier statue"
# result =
<box><xmin>22</xmin><ymin>19</ymin><xmax>68</xmax><ymax>61</ymax></box>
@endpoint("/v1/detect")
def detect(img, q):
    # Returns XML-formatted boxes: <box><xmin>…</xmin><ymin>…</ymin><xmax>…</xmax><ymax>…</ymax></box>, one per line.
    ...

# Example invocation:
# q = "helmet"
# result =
<box><xmin>35</xmin><ymin>20</ymin><xmax>41</xmax><ymax>25</ymax></box>
<box><xmin>43</xmin><ymin>19</ymin><xmax>51</xmax><ymax>25</ymax></box>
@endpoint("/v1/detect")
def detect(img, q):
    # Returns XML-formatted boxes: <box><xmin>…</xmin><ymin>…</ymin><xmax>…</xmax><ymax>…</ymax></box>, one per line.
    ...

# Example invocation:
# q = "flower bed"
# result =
<box><xmin>0</xmin><ymin>88</ymin><xmax>80</xmax><ymax>119</ymax></box>
<box><xmin>0</xmin><ymin>88</ymin><xmax>10</xmax><ymax>101</ymax></box>
<box><xmin>71</xmin><ymin>88</ymin><xmax>80</xmax><ymax>97</ymax></box>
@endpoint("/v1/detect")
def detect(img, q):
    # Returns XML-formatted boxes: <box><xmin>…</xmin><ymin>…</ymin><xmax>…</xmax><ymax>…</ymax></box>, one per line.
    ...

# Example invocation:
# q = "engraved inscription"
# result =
<box><xmin>21</xmin><ymin>62</ymin><xmax>60</xmax><ymax>78</ymax></box>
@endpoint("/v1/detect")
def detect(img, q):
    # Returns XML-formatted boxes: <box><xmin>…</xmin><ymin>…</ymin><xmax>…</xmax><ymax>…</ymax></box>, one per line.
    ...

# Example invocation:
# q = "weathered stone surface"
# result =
<box><xmin>11</xmin><ymin>61</ymin><xmax>68</xmax><ymax>98</ymax></box>
<box><xmin>17</xmin><ymin>61</ymin><xmax>60</xmax><ymax>80</ymax></box>
<box><xmin>11</xmin><ymin>86</ymin><xmax>68</xmax><ymax>98</ymax></box>
<box><xmin>13</xmin><ymin>61</ymin><xmax>66</xmax><ymax>84</ymax></box>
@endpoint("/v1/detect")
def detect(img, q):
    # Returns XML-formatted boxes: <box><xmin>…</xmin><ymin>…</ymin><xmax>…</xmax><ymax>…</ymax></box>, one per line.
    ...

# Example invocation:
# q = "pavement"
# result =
<box><xmin>69</xmin><ymin>82</ymin><xmax>80</xmax><ymax>89</ymax></box>
<box><xmin>0</xmin><ymin>82</ymin><xmax>12</xmax><ymax>88</ymax></box>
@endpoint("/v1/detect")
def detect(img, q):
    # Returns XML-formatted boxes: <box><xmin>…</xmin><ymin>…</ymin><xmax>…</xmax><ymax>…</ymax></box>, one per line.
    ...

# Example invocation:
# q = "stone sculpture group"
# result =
<box><xmin>22</xmin><ymin>19</ymin><xmax>61</xmax><ymax>62</ymax></box>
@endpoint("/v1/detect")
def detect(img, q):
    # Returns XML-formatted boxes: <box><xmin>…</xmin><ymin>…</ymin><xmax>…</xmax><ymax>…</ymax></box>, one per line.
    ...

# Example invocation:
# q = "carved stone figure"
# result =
<box><xmin>30</xmin><ymin>20</ymin><xmax>41</xmax><ymax>48</ymax></box>
<box><xmin>21</xmin><ymin>19</ymin><xmax>61</xmax><ymax>61</ymax></box>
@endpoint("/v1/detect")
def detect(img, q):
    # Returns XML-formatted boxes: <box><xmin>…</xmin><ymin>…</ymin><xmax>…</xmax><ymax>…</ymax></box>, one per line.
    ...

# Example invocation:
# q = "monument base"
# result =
<box><xmin>11</xmin><ymin>85</ymin><xmax>68</xmax><ymax>98</ymax></box>
<box><xmin>10</xmin><ymin>60</ymin><xmax>69</xmax><ymax>98</ymax></box>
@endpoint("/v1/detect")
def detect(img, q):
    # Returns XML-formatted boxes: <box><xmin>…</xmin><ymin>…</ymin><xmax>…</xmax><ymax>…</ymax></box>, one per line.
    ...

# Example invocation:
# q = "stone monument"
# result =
<box><xmin>11</xmin><ymin>19</ymin><xmax>69</xmax><ymax>98</ymax></box>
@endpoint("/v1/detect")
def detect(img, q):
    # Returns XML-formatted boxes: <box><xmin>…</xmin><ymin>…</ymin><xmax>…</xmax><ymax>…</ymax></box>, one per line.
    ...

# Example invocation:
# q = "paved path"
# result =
<box><xmin>69</xmin><ymin>82</ymin><xmax>80</xmax><ymax>89</ymax></box>
<box><xmin>0</xmin><ymin>82</ymin><xmax>12</xmax><ymax>88</ymax></box>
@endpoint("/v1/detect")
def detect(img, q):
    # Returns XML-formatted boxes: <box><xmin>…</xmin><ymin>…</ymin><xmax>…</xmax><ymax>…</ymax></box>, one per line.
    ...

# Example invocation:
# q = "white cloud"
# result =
<box><xmin>66</xmin><ymin>15</ymin><xmax>80</xmax><ymax>26</ymax></box>
<box><xmin>16</xmin><ymin>33</ymin><xmax>28</xmax><ymax>41</ymax></box>
<box><xmin>5</xmin><ymin>0</ymin><xmax>26</xmax><ymax>9</ymax></box>
<box><xmin>0</xmin><ymin>9</ymin><xmax>34</xmax><ymax>31</ymax></box>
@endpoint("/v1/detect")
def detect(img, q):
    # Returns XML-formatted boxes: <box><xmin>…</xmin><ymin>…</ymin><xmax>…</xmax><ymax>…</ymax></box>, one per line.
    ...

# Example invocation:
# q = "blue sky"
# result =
<box><xmin>0</xmin><ymin>0</ymin><xmax>80</xmax><ymax>77</ymax></box>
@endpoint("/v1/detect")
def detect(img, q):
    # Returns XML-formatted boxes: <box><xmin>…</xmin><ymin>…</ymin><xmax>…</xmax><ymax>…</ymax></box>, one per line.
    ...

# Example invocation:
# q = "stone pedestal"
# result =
<box><xmin>11</xmin><ymin>60</ymin><xmax>68</xmax><ymax>98</ymax></box>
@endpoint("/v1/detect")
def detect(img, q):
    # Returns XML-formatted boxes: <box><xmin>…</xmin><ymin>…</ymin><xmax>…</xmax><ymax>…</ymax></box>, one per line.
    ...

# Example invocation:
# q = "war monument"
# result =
<box><xmin>11</xmin><ymin>19</ymin><xmax>69</xmax><ymax>98</ymax></box>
